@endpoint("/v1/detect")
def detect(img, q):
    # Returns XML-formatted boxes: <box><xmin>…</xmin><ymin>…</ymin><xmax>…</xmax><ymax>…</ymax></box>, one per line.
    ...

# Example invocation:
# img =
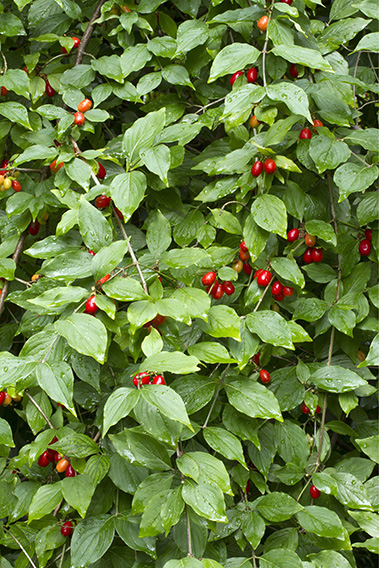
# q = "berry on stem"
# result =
<box><xmin>313</xmin><ymin>119</ymin><xmax>323</xmax><ymax>127</ymax></box>
<box><xmin>45</xmin><ymin>81</ymin><xmax>55</xmax><ymax>97</ymax></box>
<box><xmin>239</xmin><ymin>249</ymin><xmax>249</xmax><ymax>261</ymax></box>
<box><xmin>0</xmin><ymin>391</ymin><xmax>5</xmax><ymax>405</ymax></box>
<box><xmin>246</xmin><ymin>67</ymin><xmax>258</xmax><ymax>84</ymax></box>
<box><xmin>240</xmin><ymin>241</ymin><xmax>248</xmax><ymax>252</ymax></box>
<box><xmin>61</xmin><ymin>521</ymin><xmax>73</xmax><ymax>537</ymax></box>
<box><xmin>271</xmin><ymin>281</ymin><xmax>283</xmax><ymax>296</ymax></box>
<box><xmin>133</xmin><ymin>372</ymin><xmax>150</xmax><ymax>388</ymax></box>
<box><xmin>252</xmin><ymin>352</ymin><xmax>260</xmax><ymax>365</ymax></box>
<box><xmin>251</xmin><ymin>160</ymin><xmax>263</xmax><ymax>177</ymax></box>
<box><xmin>65</xmin><ymin>465</ymin><xmax>76</xmax><ymax>477</ymax></box>
<box><xmin>152</xmin><ymin>375</ymin><xmax>165</xmax><ymax>385</ymax></box>
<box><xmin>50</xmin><ymin>159</ymin><xmax>64</xmax><ymax>173</ymax></box>
<box><xmin>264</xmin><ymin>159</ymin><xmax>276</xmax><ymax>175</ymax></box>
<box><xmin>212</xmin><ymin>282</ymin><xmax>224</xmax><ymax>299</ymax></box>
<box><xmin>56</xmin><ymin>458</ymin><xmax>69</xmax><ymax>473</ymax></box>
<box><xmin>95</xmin><ymin>195</ymin><xmax>111</xmax><ymax>209</ymax></box>
<box><xmin>1</xmin><ymin>87</ymin><xmax>8</xmax><ymax>96</ymax></box>
<box><xmin>359</xmin><ymin>238</ymin><xmax>371</xmax><ymax>256</ymax></box>
<box><xmin>202</xmin><ymin>272</ymin><xmax>216</xmax><ymax>286</ymax></box>
<box><xmin>303</xmin><ymin>248</ymin><xmax>313</xmax><ymax>264</ymax></box>
<box><xmin>38</xmin><ymin>451</ymin><xmax>50</xmax><ymax>468</ymax></box>
<box><xmin>249</xmin><ymin>115</ymin><xmax>260</xmax><ymax>129</ymax></box>
<box><xmin>74</xmin><ymin>112</ymin><xmax>85</xmax><ymax>126</ymax></box>
<box><xmin>29</xmin><ymin>221</ymin><xmax>40</xmax><ymax>236</ymax></box>
<box><xmin>257</xmin><ymin>15</ymin><xmax>269</xmax><ymax>31</ymax></box>
<box><xmin>78</xmin><ymin>99</ymin><xmax>92</xmax><ymax>113</ymax></box>
<box><xmin>12</xmin><ymin>180</ymin><xmax>21</xmax><ymax>192</ymax></box>
<box><xmin>311</xmin><ymin>248</ymin><xmax>323</xmax><ymax>263</ymax></box>
<box><xmin>97</xmin><ymin>163</ymin><xmax>106</xmax><ymax>179</ymax></box>
<box><xmin>222</xmin><ymin>281</ymin><xmax>235</xmax><ymax>295</ymax></box>
<box><xmin>84</xmin><ymin>296</ymin><xmax>98</xmax><ymax>315</ymax></box>
<box><xmin>232</xmin><ymin>260</ymin><xmax>243</xmax><ymax>273</ymax></box>
<box><xmin>304</xmin><ymin>233</ymin><xmax>316</xmax><ymax>247</ymax></box>
<box><xmin>310</xmin><ymin>485</ymin><xmax>321</xmax><ymax>499</ymax></box>
<box><xmin>230</xmin><ymin>71</ymin><xmax>243</xmax><ymax>86</ymax></box>
<box><xmin>257</xmin><ymin>270</ymin><xmax>271</xmax><ymax>287</ymax></box>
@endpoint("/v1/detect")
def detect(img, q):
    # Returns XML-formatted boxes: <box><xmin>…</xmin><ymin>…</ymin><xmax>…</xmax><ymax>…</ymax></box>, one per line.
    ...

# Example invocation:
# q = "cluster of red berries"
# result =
<box><xmin>230</xmin><ymin>66</ymin><xmax>258</xmax><ymax>86</ymax></box>
<box><xmin>0</xmin><ymin>390</ymin><xmax>21</xmax><ymax>406</ymax></box>
<box><xmin>38</xmin><ymin>436</ymin><xmax>76</xmax><ymax>478</ymax></box>
<box><xmin>287</xmin><ymin>229</ymin><xmax>323</xmax><ymax>264</ymax></box>
<box><xmin>0</xmin><ymin>159</ymin><xmax>22</xmax><ymax>193</ymax></box>
<box><xmin>271</xmin><ymin>280</ymin><xmax>294</xmax><ymax>301</ymax></box>
<box><xmin>231</xmin><ymin>241</ymin><xmax>253</xmax><ymax>276</ymax></box>
<box><xmin>251</xmin><ymin>158</ymin><xmax>276</xmax><ymax>177</ymax></box>
<box><xmin>359</xmin><ymin>228</ymin><xmax>372</xmax><ymax>257</ymax></box>
<box><xmin>132</xmin><ymin>372</ymin><xmax>165</xmax><ymax>388</ymax></box>
<box><xmin>201</xmin><ymin>271</ymin><xmax>235</xmax><ymax>300</ymax></box>
<box><xmin>62</xmin><ymin>36</ymin><xmax>80</xmax><ymax>54</ymax></box>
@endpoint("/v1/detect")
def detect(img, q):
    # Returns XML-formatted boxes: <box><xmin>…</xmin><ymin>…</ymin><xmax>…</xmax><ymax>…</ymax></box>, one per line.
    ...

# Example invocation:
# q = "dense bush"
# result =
<box><xmin>0</xmin><ymin>0</ymin><xmax>378</xmax><ymax>566</ymax></box>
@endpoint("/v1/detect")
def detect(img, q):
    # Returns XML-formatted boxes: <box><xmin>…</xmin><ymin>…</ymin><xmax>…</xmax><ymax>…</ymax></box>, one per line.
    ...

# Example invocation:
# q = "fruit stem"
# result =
<box><xmin>25</xmin><ymin>391</ymin><xmax>55</xmax><ymax>429</ymax></box>
<box><xmin>253</xmin><ymin>275</ymin><xmax>275</xmax><ymax>312</ymax></box>
<box><xmin>261</xmin><ymin>0</ymin><xmax>274</xmax><ymax>88</ymax></box>
<box><xmin>202</xmin><ymin>365</ymin><xmax>229</xmax><ymax>429</ymax></box>
<box><xmin>4</xmin><ymin>529</ymin><xmax>38</xmax><ymax>568</ymax></box>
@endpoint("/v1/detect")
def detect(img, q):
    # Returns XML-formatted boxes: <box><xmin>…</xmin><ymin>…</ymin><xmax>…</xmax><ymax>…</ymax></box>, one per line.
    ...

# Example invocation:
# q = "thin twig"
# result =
<box><xmin>358</xmin><ymin>99</ymin><xmax>379</xmax><ymax>110</ymax></box>
<box><xmin>24</xmin><ymin>391</ymin><xmax>54</xmax><ymax>429</ymax></box>
<box><xmin>74</xmin><ymin>0</ymin><xmax>107</xmax><ymax>66</ymax></box>
<box><xmin>5</xmin><ymin>529</ymin><xmax>38</xmax><ymax>568</ymax></box>
<box><xmin>220</xmin><ymin>200</ymin><xmax>250</xmax><ymax>213</ymax></box>
<box><xmin>261</xmin><ymin>0</ymin><xmax>274</xmax><ymax>88</ymax></box>
<box><xmin>53</xmin><ymin>499</ymin><xmax>63</xmax><ymax>517</ymax></box>
<box><xmin>0</xmin><ymin>230</ymin><xmax>27</xmax><ymax>318</ymax></box>
<box><xmin>58</xmin><ymin>543</ymin><xmax>66</xmax><ymax>568</ymax></box>
<box><xmin>0</xmin><ymin>51</ymin><xmax>7</xmax><ymax>74</ymax></box>
<box><xmin>186</xmin><ymin>506</ymin><xmax>193</xmax><ymax>556</ymax></box>
<box><xmin>202</xmin><ymin>365</ymin><xmax>230</xmax><ymax>429</ymax></box>
<box><xmin>253</xmin><ymin>275</ymin><xmax>275</xmax><ymax>312</ymax></box>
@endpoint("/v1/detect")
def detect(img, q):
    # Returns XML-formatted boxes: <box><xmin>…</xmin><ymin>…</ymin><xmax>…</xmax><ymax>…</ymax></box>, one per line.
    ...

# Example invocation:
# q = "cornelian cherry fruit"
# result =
<box><xmin>38</xmin><ymin>451</ymin><xmax>50</xmax><ymax>467</ymax></box>
<box><xmin>202</xmin><ymin>272</ymin><xmax>216</xmax><ymax>286</ymax></box>
<box><xmin>271</xmin><ymin>281</ymin><xmax>283</xmax><ymax>296</ymax></box>
<box><xmin>50</xmin><ymin>159</ymin><xmax>64</xmax><ymax>173</ymax></box>
<box><xmin>230</xmin><ymin>71</ymin><xmax>243</xmax><ymax>85</ymax></box>
<box><xmin>222</xmin><ymin>281</ymin><xmax>235</xmax><ymax>295</ymax></box>
<box><xmin>97</xmin><ymin>163</ymin><xmax>106</xmax><ymax>179</ymax></box>
<box><xmin>365</xmin><ymin>228</ymin><xmax>372</xmax><ymax>241</ymax></box>
<box><xmin>303</xmin><ymin>248</ymin><xmax>313</xmax><ymax>264</ymax></box>
<box><xmin>264</xmin><ymin>158</ymin><xmax>276</xmax><ymax>174</ymax></box>
<box><xmin>56</xmin><ymin>458</ymin><xmax>69</xmax><ymax>473</ymax></box>
<box><xmin>45</xmin><ymin>81</ymin><xmax>55</xmax><ymax>97</ymax></box>
<box><xmin>212</xmin><ymin>282</ymin><xmax>224</xmax><ymax>299</ymax></box>
<box><xmin>289</xmin><ymin>64</ymin><xmax>298</xmax><ymax>78</ymax></box>
<box><xmin>287</xmin><ymin>228</ymin><xmax>299</xmax><ymax>242</ymax></box>
<box><xmin>0</xmin><ymin>391</ymin><xmax>5</xmax><ymax>405</ymax></box>
<box><xmin>311</xmin><ymin>248</ymin><xmax>323</xmax><ymax>262</ymax></box>
<box><xmin>12</xmin><ymin>180</ymin><xmax>21</xmax><ymax>192</ymax></box>
<box><xmin>252</xmin><ymin>352</ymin><xmax>260</xmax><ymax>365</ymax></box>
<box><xmin>257</xmin><ymin>15</ymin><xmax>269</xmax><ymax>31</ymax></box>
<box><xmin>77</xmin><ymin>98</ymin><xmax>92</xmax><ymax>113</ymax></box>
<box><xmin>97</xmin><ymin>274</ymin><xmax>110</xmax><ymax>285</ymax></box>
<box><xmin>240</xmin><ymin>241</ymin><xmax>248</xmax><ymax>252</ymax></box>
<box><xmin>249</xmin><ymin>115</ymin><xmax>260</xmax><ymax>129</ymax></box>
<box><xmin>65</xmin><ymin>465</ymin><xmax>76</xmax><ymax>477</ymax></box>
<box><xmin>239</xmin><ymin>249</ymin><xmax>249</xmax><ymax>261</ymax></box>
<box><xmin>310</xmin><ymin>485</ymin><xmax>320</xmax><ymax>499</ymax></box>
<box><xmin>259</xmin><ymin>369</ymin><xmax>271</xmax><ymax>384</ymax></box>
<box><xmin>251</xmin><ymin>160</ymin><xmax>263</xmax><ymax>177</ymax></box>
<box><xmin>359</xmin><ymin>238</ymin><xmax>371</xmax><ymax>256</ymax></box>
<box><xmin>29</xmin><ymin>221</ymin><xmax>40</xmax><ymax>236</ymax></box>
<box><xmin>313</xmin><ymin>119</ymin><xmax>323</xmax><ymax>127</ymax></box>
<box><xmin>61</xmin><ymin>521</ymin><xmax>73</xmax><ymax>537</ymax></box>
<box><xmin>283</xmin><ymin>286</ymin><xmax>294</xmax><ymax>297</ymax></box>
<box><xmin>304</xmin><ymin>233</ymin><xmax>316</xmax><ymax>247</ymax></box>
<box><xmin>243</xmin><ymin>263</ymin><xmax>253</xmax><ymax>275</ymax></box>
<box><xmin>299</xmin><ymin>128</ymin><xmax>312</xmax><ymax>140</ymax></box>
<box><xmin>84</xmin><ymin>296</ymin><xmax>98</xmax><ymax>315</ymax></box>
<box><xmin>74</xmin><ymin>111</ymin><xmax>85</xmax><ymax>126</ymax></box>
<box><xmin>257</xmin><ymin>270</ymin><xmax>271</xmax><ymax>287</ymax></box>
<box><xmin>152</xmin><ymin>375</ymin><xmax>165</xmax><ymax>385</ymax></box>
<box><xmin>1</xmin><ymin>87</ymin><xmax>8</xmax><ymax>96</ymax></box>
<box><xmin>246</xmin><ymin>67</ymin><xmax>258</xmax><ymax>83</ymax></box>
<box><xmin>95</xmin><ymin>194</ymin><xmax>111</xmax><ymax>209</ymax></box>
<box><xmin>232</xmin><ymin>260</ymin><xmax>243</xmax><ymax>273</ymax></box>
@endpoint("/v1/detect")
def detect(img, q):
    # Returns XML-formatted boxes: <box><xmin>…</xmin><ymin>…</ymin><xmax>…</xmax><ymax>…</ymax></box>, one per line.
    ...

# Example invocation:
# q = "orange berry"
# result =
<box><xmin>56</xmin><ymin>458</ymin><xmax>70</xmax><ymax>473</ymax></box>
<box><xmin>257</xmin><ymin>16</ymin><xmax>269</xmax><ymax>31</ymax></box>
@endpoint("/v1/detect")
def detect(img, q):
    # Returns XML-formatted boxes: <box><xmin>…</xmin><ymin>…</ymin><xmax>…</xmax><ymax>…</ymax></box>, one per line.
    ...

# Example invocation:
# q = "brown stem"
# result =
<box><xmin>0</xmin><ymin>230</ymin><xmax>27</xmax><ymax>318</ymax></box>
<box><xmin>74</xmin><ymin>0</ymin><xmax>107</xmax><ymax>67</ymax></box>
<box><xmin>24</xmin><ymin>391</ymin><xmax>54</xmax><ymax>429</ymax></box>
<box><xmin>5</xmin><ymin>529</ymin><xmax>38</xmax><ymax>568</ymax></box>
<box><xmin>53</xmin><ymin>499</ymin><xmax>64</xmax><ymax>517</ymax></box>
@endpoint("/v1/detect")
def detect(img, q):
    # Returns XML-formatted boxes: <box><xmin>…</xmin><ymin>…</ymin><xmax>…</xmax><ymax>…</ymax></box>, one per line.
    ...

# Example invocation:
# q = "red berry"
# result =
<box><xmin>61</xmin><ymin>521</ymin><xmax>73</xmax><ymax>537</ymax></box>
<box><xmin>359</xmin><ymin>238</ymin><xmax>371</xmax><ymax>256</ymax></box>
<box><xmin>38</xmin><ymin>451</ymin><xmax>50</xmax><ymax>468</ymax></box>
<box><xmin>212</xmin><ymin>283</ymin><xmax>224</xmax><ymax>299</ymax></box>
<box><xmin>246</xmin><ymin>67</ymin><xmax>258</xmax><ymax>84</ymax></box>
<box><xmin>251</xmin><ymin>160</ymin><xmax>263</xmax><ymax>177</ymax></box>
<box><xmin>287</xmin><ymin>228</ymin><xmax>299</xmax><ymax>242</ymax></box>
<box><xmin>310</xmin><ymin>485</ymin><xmax>321</xmax><ymax>499</ymax></box>
<box><xmin>252</xmin><ymin>352</ymin><xmax>260</xmax><ymax>365</ymax></box>
<box><xmin>65</xmin><ymin>465</ymin><xmax>76</xmax><ymax>477</ymax></box>
<box><xmin>313</xmin><ymin>119</ymin><xmax>323</xmax><ymax>128</ymax></box>
<box><xmin>62</xmin><ymin>46</ymin><xmax>68</xmax><ymax>54</ymax></box>
<box><xmin>0</xmin><ymin>391</ymin><xmax>5</xmax><ymax>405</ymax></box>
<box><xmin>97</xmin><ymin>274</ymin><xmax>110</xmax><ymax>286</ymax></box>
<box><xmin>97</xmin><ymin>163</ymin><xmax>106</xmax><ymax>179</ymax></box>
<box><xmin>365</xmin><ymin>228</ymin><xmax>372</xmax><ymax>241</ymax></box>
<box><xmin>1</xmin><ymin>87</ymin><xmax>8</xmax><ymax>96</ymax></box>
<box><xmin>254</xmin><ymin>269</ymin><xmax>264</xmax><ymax>280</ymax></box>
<box><xmin>49</xmin><ymin>436</ymin><xmax>58</xmax><ymax>445</ymax></box>
<box><xmin>239</xmin><ymin>249</ymin><xmax>249</xmax><ymax>261</ymax></box>
<box><xmin>257</xmin><ymin>270</ymin><xmax>271</xmax><ymax>287</ymax></box>
<box><xmin>316</xmin><ymin>405</ymin><xmax>321</xmax><ymax>414</ymax></box>
<box><xmin>281</xmin><ymin>0</ymin><xmax>293</xmax><ymax>4</ymax></box>
<box><xmin>230</xmin><ymin>71</ymin><xmax>243</xmax><ymax>85</ymax></box>
<box><xmin>152</xmin><ymin>375</ymin><xmax>166</xmax><ymax>385</ymax></box>
<box><xmin>88</xmin><ymin>249</ymin><xmax>96</xmax><ymax>256</ymax></box>
<box><xmin>264</xmin><ymin>159</ymin><xmax>276</xmax><ymax>175</ymax></box>
<box><xmin>74</xmin><ymin>111</ymin><xmax>85</xmax><ymax>126</ymax></box>
<box><xmin>243</xmin><ymin>263</ymin><xmax>253</xmax><ymax>275</ymax></box>
<box><xmin>29</xmin><ymin>221</ymin><xmax>40</xmax><ymax>236</ymax></box>
<box><xmin>45</xmin><ymin>81</ymin><xmax>55</xmax><ymax>97</ymax></box>
<box><xmin>84</xmin><ymin>296</ymin><xmax>98</xmax><ymax>315</ymax></box>
<box><xmin>202</xmin><ymin>271</ymin><xmax>216</xmax><ymax>286</ymax></box>
<box><xmin>133</xmin><ymin>372</ymin><xmax>150</xmax><ymax>388</ymax></box>
<box><xmin>303</xmin><ymin>248</ymin><xmax>313</xmax><ymax>264</ymax></box>
<box><xmin>299</xmin><ymin>128</ymin><xmax>312</xmax><ymax>140</ymax></box>
<box><xmin>311</xmin><ymin>248</ymin><xmax>323</xmax><ymax>263</ymax></box>
<box><xmin>274</xmin><ymin>291</ymin><xmax>284</xmax><ymax>302</ymax></box>
<box><xmin>259</xmin><ymin>369</ymin><xmax>271</xmax><ymax>384</ymax></box>
<box><xmin>77</xmin><ymin>99</ymin><xmax>92</xmax><ymax>113</ymax></box>
<box><xmin>132</xmin><ymin>375</ymin><xmax>139</xmax><ymax>388</ymax></box>
<box><xmin>12</xmin><ymin>179</ymin><xmax>21</xmax><ymax>192</ymax></box>
<box><xmin>283</xmin><ymin>286</ymin><xmax>294</xmax><ymax>297</ymax></box>
<box><xmin>73</xmin><ymin>37</ymin><xmax>81</xmax><ymax>48</ymax></box>
<box><xmin>290</xmin><ymin>64</ymin><xmax>298</xmax><ymax>78</ymax></box>
<box><xmin>304</xmin><ymin>233</ymin><xmax>316</xmax><ymax>247</ymax></box>
<box><xmin>302</xmin><ymin>402</ymin><xmax>310</xmax><ymax>414</ymax></box>
<box><xmin>46</xmin><ymin>449</ymin><xmax>55</xmax><ymax>462</ymax></box>
<box><xmin>95</xmin><ymin>194</ymin><xmax>111</xmax><ymax>209</ymax></box>
<box><xmin>271</xmin><ymin>281</ymin><xmax>283</xmax><ymax>296</ymax></box>
<box><xmin>151</xmin><ymin>314</ymin><xmax>166</xmax><ymax>326</ymax></box>
<box><xmin>240</xmin><ymin>241</ymin><xmax>248</xmax><ymax>252</ymax></box>
<box><xmin>246</xmin><ymin>480</ymin><xmax>251</xmax><ymax>493</ymax></box>
<box><xmin>114</xmin><ymin>207</ymin><xmax>124</xmax><ymax>220</ymax></box>
<box><xmin>222</xmin><ymin>281</ymin><xmax>235</xmax><ymax>296</ymax></box>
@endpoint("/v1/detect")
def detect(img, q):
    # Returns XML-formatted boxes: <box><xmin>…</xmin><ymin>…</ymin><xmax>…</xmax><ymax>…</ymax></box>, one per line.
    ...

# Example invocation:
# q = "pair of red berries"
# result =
<box><xmin>302</xmin><ymin>402</ymin><xmax>321</xmax><ymax>415</ymax></box>
<box><xmin>132</xmin><ymin>372</ymin><xmax>165</xmax><ymax>388</ymax></box>
<box><xmin>230</xmin><ymin>67</ymin><xmax>259</xmax><ymax>86</ymax></box>
<box><xmin>251</xmin><ymin>158</ymin><xmax>276</xmax><ymax>177</ymax></box>
<box><xmin>62</xmin><ymin>36</ymin><xmax>80</xmax><ymax>54</ymax></box>
<box><xmin>304</xmin><ymin>247</ymin><xmax>323</xmax><ymax>264</ymax></box>
<box><xmin>61</xmin><ymin>521</ymin><xmax>74</xmax><ymax>537</ymax></box>
<box><xmin>359</xmin><ymin>229</ymin><xmax>372</xmax><ymax>256</ymax></box>
<box><xmin>271</xmin><ymin>281</ymin><xmax>294</xmax><ymax>302</ymax></box>
<box><xmin>201</xmin><ymin>272</ymin><xmax>235</xmax><ymax>299</ymax></box>
<box><xmin>74</xmin><ymin>98</ymin><xmax>92</xmax><ymax>126</ymax></box>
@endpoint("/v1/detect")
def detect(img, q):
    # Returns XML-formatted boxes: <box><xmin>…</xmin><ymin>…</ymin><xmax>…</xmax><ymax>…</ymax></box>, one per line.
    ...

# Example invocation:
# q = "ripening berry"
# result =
<box><xmin>313</xmin><ymin>119</ymin><xmax>323</xmax><ymax>128</ymax></box>
<box><xmin>257</xmin><ymin>15</ymin><xmax>269</xmax><ymax>31</ymax></box>
<box><xmin>240</xmin><ymin>241</ymin><xmax>248</xmax><ymax>252</ymax></box>
<box><xmin>77</xmin><ymin>99</ymin><xmax>92</xmax><ymax>113</ymax></box>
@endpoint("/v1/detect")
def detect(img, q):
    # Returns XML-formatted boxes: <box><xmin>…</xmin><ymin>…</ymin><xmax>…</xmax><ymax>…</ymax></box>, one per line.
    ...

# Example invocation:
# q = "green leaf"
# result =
<box><xmin>52</xmin><ymin>432</ymin><xmax>100</xmax><ymax>458</ymax></box>
<box><xmin>271</xmin><ymin>45</ymin><xmax>333</xmax><ymax>71</ymax></box>
<box><xmin>123</xmin><ymin>108</ymin><xmax>166</xmax><ymax>163</ymax></box>
<box><xmin>71</xmin><ymin>516</ymin><xmax>115</xmax><ymax>568</ymax></box>
<box><xmin>160</xmin><ymin>486</ymin><xmax>185</xmax><ymax>535</ymax></box>
<box><xmin>356</xmin><ymin>436</ymin><xmax>379</xmax><ymax>463</ymax></box>
<box><xmin>209</xmin><ymin>43</ymin><xmax>260</xmax><ymax>82</ymax></box>
<box><xmin>271</xmin><ymin>257</ymin><xmax>305</xmax><ymax>288</ymax></box>
<box><xmin>140</xmin><ymin>144</ymin><xmax>171</xmax><ymax>185</ymax></box>
<box><xmin>120</xmin><ymin>44</ymin><xmax>152</xmax><ymax>78</ymax></box>
<box><xmin>331</xmin><ymin>472</ymin><xmax>373</xmax><ymax>509</ymax></box>
<box><xmin>296</xmin><ymin>506</ymin><xmax>344</xmax><ymax>538</ymax></box>
<box><xmin>349</xmin><ymin>510</ymin><xmax>379</xmax><ymax>537</ymax></box>
<box><xmin>309</xmin><ymin>135</ymin><xmax>351</xmax><ymax>174</ymax></box>
<box><xmin>110</xmin><ymin>430</ymin><xmax>172</xmax><ymax>470</ymax></box>
<box><xmin>357</xmin><ymin>192</ymin><xmax>379</xmax><ymax>226</ymax></box>
<box><xmin>66</xmin><ymin>159</ymin><xmax>92</xmax><ymax>189</ymax></box>
<box><xmin>142</xmin><ymin>326</ymin><xmax>163</xmax><ymax>357</ymax></box>
<box><xmin>251</xmin><ymin>195</ymin><xmax>287</xmax><ymax>238</ymax></box>
<box><xmin>139</xmin><ymin>352</ymin><xmax>200</xmax><ymax>374</ymax></box>
<box><xmin>0</xmin><ymin>102</ymin><xmax>31</xmax><ymax>129</ymax></box>
<box><xmin>308</xmin><ymin>550</ymin><xmax>353</xmax><ymax>568</ymax></box>
<box><xmin>110</xmin><ymin>171</ymin><xmax>147</xmax><ymax>224</ymax></box>
<box><xmin>310</xmin><ymin>365</ymin><xmax>367</xmax><ymax>393</ymax></box>
<box><xmin>14</xmin><ymin>145</ymin><xmax>56</xmax><ymax>165</ymax></box>
<box><xmin>305</xmin><ymin>219</ymin><xmax>337</xmax><ymax>245</ymax></box>
<box><xmin>260</xmin><ymin>550</ymin><xmax>303</xmax><ymax>568</ymax></box>
<box><xmin>0</xmin><ymin>259</ymin><xmax>16</xmax><ymax>280</ymax></box>
<box><xmin>246</xmin><ymin>311</ymin><xmax>294</xmax><ymax>350</ymax></box>
<box><xmin>182</xmin><ymin>482</ymin><xmax>227</xmax><ymax>522</ymax></box>
<box><xmin>102</xmin><ymin>277</ymin><xmax>148</xmax><ymax>301</ymax></box>
<box><xmin>257</xmin><ymin>492</ymin><xmax>303</xmax><ymax>522</ymax></box>
<box><xmin>172</xmin><ymin>288</ymin><xmax>211</xmax><ymax>321</ymax></box>
<box><xmin>103</xmin><ymin>387</ymin><xmax>140</xmax><ymax>435</ymax></box>
<box><xmin>334</xmin><ymin>163</ymin><xmax>379</xmax><ymax>202</ymax></box>
<box><xmin>146</xmin><ymin>210</ymin><xmax>172</xmax><ymax>259</ymax></box>
<box><xmin>328</xmin><ymin>306</ymin><xmax>356</xmax><ymax>336</ymax></box>
<box><xmin>0</xmin><ymin>417</ymin><xmax>15</xmax><ymax>447</ymax></box>
<box><xmin>241</xmin><ymin>510</ymin><xmax>266</xmax><ymax>549</ymax></box>
<box><xmin>267</xmin><ymin>83</ymin><xmax>312</xmax><ymax>122</ymax></box>
<box><xmin>116</xmin><ymin>515</ymin><xmax>156</xmax><ymax>556</ymax></box>
<box><xmin>354</xmin><ymin>32</ymin><xmax>379</xmax><ymax>52</ymax></box>
<box><xmin>36</xmin><ymin>361</ymin><xmax>76</xmax><ymax>415</ymax></box>
<box><xmin>91</xmin><ymin>240</ymin><xmax>129</xmax><ymax>282</ymax></box>
<box><xmin>175</xmin><ymin>19</ymin><xmax>208</xmax><ymax>56</ymax></box>
<box><xmin>162</xmin><ymin>65</ymin><xmax>194</xmax><ymax>89</ymax></box>
<box><xmin>188</xmin><ymin>342</ymin><xmax>235</xmax><ymax>364</ymax></box>
<box><xmin>29</xmin><ymin>484</ymin><xmax>63</xmax><ymax>521</ymax></box>
<box><xmin>243</xmin><ymin>214</ymin><xmax>270</xmax><ymax>262</ymax></box>
<box><xmin>140</xmin><ymin>385</ymin><xmax>192</xmax><ymax>429</ymax></box>
<box><xmin>171</xmin><ymin>375</ymin><xmax>216</xmax><ymax>414</ymax></box>
<box><xmin>203</xmin><ymin>427</ymin><xmax>247</xmax><ymax>468</ymax></box>
<box><xmin>78</xmin><ymin>197</ymin><xmax>113</xmax><ymax>253</ymax></box>
<box><xmin>92</xmin><ymin>55</ymin><xmax>123</xmax><ymax>83</ymax></box>
<box><xmin>200</xmin><ymin>305</ymin><xmax>241</xmax><ymax>341</ymax></box>
<box><xmin>28</xmin><ymin>286</ymin><xmax>88</xmax><ymax>309</ymax></box>
<box><xmin>62</xmin><ymin>474</ymin><xmax>96</xmax><ymax>518</ymax></box>
<box><xmin>293</xmin><ymin>298</ymin><xmax>329</xmax><ymax>322</ymax></box>
<box><xmin>211</xmin><ymin>209</ymin><xmax>242</xmax><ymax>235</ymax></box>
<box><xmin>178</xmin><ymin>452</ymin><xmax>232</xmax><ymax>495</ymax></box>
<box><xmin>55</xmin><ymin>314</ymin><xmax>108</xmax><ymax>364</ymax></box>
<box><xmin>226</xmin><ymin>378</ymin><xmax>283</xmax><ymax>422</ymax></box>
<box><xmin>161</xmin><ymin>248</ymin><xmax>210</xmax><ymax>269</ymax></box>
